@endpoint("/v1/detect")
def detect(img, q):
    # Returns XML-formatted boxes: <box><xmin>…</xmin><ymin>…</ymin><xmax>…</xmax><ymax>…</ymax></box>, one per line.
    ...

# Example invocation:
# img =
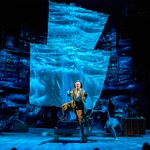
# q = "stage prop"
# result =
<box><xmin>54</xmin><ymin>120</ymin><xmax>81</xmax><ymax>142</ymax></box>
<box><xmin>53</xmin><ymin>106</ymin><xmax>94</xmax><ymax>142</ymax></box>
<box><xmin>0</xmin><ymin>105</ymin><xmax>28</xmax><ymax>132</ymax></box>
<box><xmin>122</xmin><ymin>117</ymin><xmax>145</xmax><ymax>136</ymax></box>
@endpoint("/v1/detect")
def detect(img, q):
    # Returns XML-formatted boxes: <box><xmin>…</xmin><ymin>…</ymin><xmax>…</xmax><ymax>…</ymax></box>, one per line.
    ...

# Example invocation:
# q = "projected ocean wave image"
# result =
<box><xmin>29</xmin><ymin>2</ymin><xmax>110</xmax><ymax>109</ymax></box>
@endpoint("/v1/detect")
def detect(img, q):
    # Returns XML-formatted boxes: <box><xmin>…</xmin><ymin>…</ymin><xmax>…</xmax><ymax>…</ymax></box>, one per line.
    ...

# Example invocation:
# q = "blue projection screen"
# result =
<box><xmin>29</xmin><ymin>2</ymin><xmax>110</xmax><ymax>109</ymax></box>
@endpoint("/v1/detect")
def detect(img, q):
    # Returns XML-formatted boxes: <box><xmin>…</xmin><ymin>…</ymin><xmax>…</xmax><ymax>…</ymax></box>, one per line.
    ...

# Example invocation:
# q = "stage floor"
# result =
<box><xmin>0</xmin><ymin>128</ymin><xmax>150</xmax><ymax>150</ymax></box>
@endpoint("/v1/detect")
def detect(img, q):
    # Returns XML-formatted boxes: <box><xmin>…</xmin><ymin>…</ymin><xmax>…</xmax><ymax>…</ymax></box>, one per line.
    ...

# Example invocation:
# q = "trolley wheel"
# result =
<box><xmin>81</xmin><ymin>136</ymin><xmax>88</xmax><ymax>143</ymax></box>
<box><xmin>54</xmin><ymin>135</ymin><xmax>59</xmax><ymax>142</ymax></box>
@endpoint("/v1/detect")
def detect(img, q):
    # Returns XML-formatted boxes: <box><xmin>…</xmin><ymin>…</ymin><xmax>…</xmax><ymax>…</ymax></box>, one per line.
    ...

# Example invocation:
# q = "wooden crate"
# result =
<box><xmin>122</xmin><ymin>117</ymin><xmax>145</xmax><ymax>136</ymax></box>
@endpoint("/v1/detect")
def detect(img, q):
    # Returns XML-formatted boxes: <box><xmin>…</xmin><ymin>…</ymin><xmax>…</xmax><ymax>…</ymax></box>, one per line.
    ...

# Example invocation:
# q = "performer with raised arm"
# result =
<box><xmin>61</xmin><ymin>80</ymin><xmax>88</xmax><ymax>142</ymax></box>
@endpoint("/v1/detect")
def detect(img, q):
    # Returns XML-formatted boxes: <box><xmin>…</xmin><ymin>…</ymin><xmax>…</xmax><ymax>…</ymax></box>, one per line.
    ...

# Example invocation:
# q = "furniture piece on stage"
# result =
<box><xmin>0</xmin><ymin>105</ymin><xmax>28</xmax><ymax>132</ymax></box>
<box><xmin>54</xmin><ymin>108</ymin><xmax>93</xmax><ymax>142</ymax></box>
<box><xmin>122</xmin><ymin>117</ymin><xmax>145</xmax><ymax>136</ymax></box>
<box><xmin>54</xmin><ymin>120</ymin><xmax>81</xmax><ymax>142</ymax></box>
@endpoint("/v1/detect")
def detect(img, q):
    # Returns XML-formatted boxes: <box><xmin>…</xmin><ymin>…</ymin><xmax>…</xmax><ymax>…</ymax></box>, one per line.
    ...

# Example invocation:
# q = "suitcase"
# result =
<box><xmin>123</xmin><ymin>117</ymin><xmax>145</xmax><ymax>136</ymax></box>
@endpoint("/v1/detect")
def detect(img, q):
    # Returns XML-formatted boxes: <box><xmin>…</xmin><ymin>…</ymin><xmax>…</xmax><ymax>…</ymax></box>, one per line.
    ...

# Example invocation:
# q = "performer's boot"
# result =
<box><xmin>81</xmin><ymin>123</ymin><xmax>84</xmax><ymax>135</ymax></box>
<box><xmin>80</xmin><ymin>123</ymin><xmax>87</xmax><ymax>143</ymax></box>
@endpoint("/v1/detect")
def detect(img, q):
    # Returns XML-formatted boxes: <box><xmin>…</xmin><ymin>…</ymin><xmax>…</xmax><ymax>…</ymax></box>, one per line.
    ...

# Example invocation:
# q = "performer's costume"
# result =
<box><xmin>61</xmin><ymin>88</ymin><xmax>88</xmax><ymax>141</ymax></box>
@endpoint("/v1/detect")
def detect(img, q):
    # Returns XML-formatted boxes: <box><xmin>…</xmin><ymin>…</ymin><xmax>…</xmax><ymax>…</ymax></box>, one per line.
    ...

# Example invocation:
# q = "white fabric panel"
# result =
<box><xmin>29</xmin><ymin>2</ymin><xmax>110</xmax><ymax>109</ymax></box>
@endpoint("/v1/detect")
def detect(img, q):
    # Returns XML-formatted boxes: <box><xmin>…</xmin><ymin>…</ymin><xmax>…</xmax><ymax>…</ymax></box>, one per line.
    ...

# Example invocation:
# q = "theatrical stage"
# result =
<box><xmin>1</xmin><ymin>1</ymin><xmax>150</xmax><ymax>150</ymax></box>
<box><xmin>0</xmin><ymin>127</ymin><xmax>150</xmax><ymax>150</ymax></box>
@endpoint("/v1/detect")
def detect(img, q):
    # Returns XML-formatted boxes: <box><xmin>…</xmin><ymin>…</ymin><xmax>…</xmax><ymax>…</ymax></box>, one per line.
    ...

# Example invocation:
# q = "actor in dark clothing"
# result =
<box><xmin>91</xmin><ymin>99</ymin><xmax>119</xmax><ymax>140</ymax></box>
